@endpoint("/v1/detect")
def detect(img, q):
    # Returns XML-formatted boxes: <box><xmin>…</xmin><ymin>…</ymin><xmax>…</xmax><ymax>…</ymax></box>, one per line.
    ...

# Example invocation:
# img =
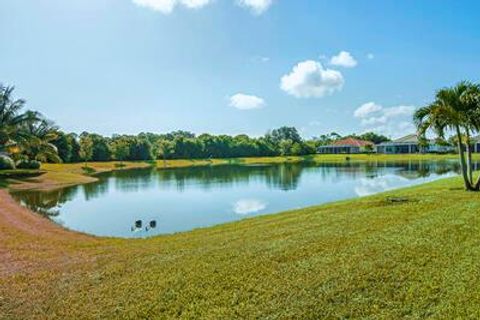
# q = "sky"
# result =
<box><xmin>1</xmin><ymin>0</ymin><xmax>480</xmax><ymax>139</ymax></box>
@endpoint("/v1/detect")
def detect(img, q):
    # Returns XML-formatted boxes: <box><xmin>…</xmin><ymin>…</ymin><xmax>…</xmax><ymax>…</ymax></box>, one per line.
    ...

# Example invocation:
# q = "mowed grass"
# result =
<box><xmin>2</xmin><ymin>173</ymin><xmax>480</xmax><ymax>319</ymax></box>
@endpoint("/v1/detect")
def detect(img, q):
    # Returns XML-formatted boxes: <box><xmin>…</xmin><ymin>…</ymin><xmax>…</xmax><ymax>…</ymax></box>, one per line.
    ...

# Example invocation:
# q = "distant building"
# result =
<box><xmin>473</xmin><ymin>136</ymin><xmax>480</xmax><ymax>153</ymax></box>
<box><xmin>376</xmin><ymin>134</ymin><xmax>453</xmax><ymax>154</ymax></box>
<box><xmin>375</xmin><ymin>134</ymin><xmax>420</xmax><ymax>154</ymax></box>
<box><xmin>318</xmin><ymin>137</ymin><xmax>374</xmax><ymax>154</ymax></box>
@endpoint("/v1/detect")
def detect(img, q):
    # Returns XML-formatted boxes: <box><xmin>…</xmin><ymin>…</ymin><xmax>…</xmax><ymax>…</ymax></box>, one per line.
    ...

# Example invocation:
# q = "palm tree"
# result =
<box><xmin>0</xmin><ymin>85</ymin><xmax>40</xmax><ymax>153</ymax></box>
<box><xmin>18</xmin><ymin>114</ymin><xmax>61</xmax><ymax>163</ymax></box>
<box><xmin>0</xmin><ymin>84</ymin><xmax>61</xmax><ymax>166</ymax></box>
<box><xmin>462</xmin><ymin>84</ymin><xmax>480</xmax><ymax>188</ymax></box>
<box><xmin>414</xmin><ymin>81</ymin><xmax>480</xmax><ymax>191</ymax></box>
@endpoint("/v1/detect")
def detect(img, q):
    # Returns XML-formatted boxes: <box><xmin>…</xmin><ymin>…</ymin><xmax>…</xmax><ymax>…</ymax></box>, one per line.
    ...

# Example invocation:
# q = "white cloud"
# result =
<box><xmin>354</xmin><ymin>102</ymin><xmax>382</xmax><ymax>118</ymax></box>
<box><xmin>132</xmin><ymin>0</ymin><xmax>211</xmax><ymax>14</ymax></box>
<box><xmin>251</xmin><ymin>56</ymin><xmax>270</xmax><ymax>63</ymax></box>
<box><xmin>383</xmin><ymin>105</ymin><xmax>415</xmax><ymax>118</ymax></box>
<box><xmin>330</xmin><ymin>51</ymin><xmax>358</xmax><ymax>68</ymax></box>
<box><xmin>354</xmin><ymin>102</ymin><xmax>416</xmax><ymax>137</ymax></box>
<box><xmin>354</xmin><ymin>175</ymin><xmax>408</xmax><ymax>197</ymax></box>
<box><xmin>233</xmin><ymin>199</ymin><xmax>267</xmax><ymax>215</ymax></box>
<box><xmin>280</xmin><ymin>60</ymin><xmax>344</xmax><ymax>98</ymax></box>
<box><xmin>367</xmin><ymin>53</ymin><xmax>375</xmax><ymax>60</ymax></box>
<box><xmin>236</xmin><ymin>0</ymin><xmax>273</xmax><ymax>15</ymax></box>
<box><xmin>229</xmin><ymin>93</ymin><xmax>266</xmax><ymax>110</ymax></box>
<box><xmin>182</xmin><ymin>0</ymin><xmax>211</xmax><ymax>8</ymax></box>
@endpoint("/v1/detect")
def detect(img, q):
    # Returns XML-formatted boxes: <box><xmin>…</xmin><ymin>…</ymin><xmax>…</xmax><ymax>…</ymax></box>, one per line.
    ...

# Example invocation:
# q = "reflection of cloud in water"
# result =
<box><xmin>233</xmin><ymin>199</ymin><xmax>267</xmax><ymax>215</ymax></box>
<box><xmin>354</xmin><ymin>175</ymin><xmax>409</xmax><ymax>197</ymax></box>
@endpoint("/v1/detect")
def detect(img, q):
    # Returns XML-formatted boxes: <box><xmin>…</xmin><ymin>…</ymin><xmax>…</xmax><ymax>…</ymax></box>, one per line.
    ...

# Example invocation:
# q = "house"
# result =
<box><xmin>376</xmin><ymin>134</ymin><xmax>453</xmax><ymax>154</ymax></box>
<box><xmin>318</xmin><ymin>137</ymin><xmax>374</xmax><ymax>154</ymax></box>
<box><xmin>474</xmin><ymin>136</ymin><xmax>480</xmax><ymax>153</ymax></box>
<box><xmin>375</xmin><ymin>134</ymin><xmax>420</xmax><ymax>154</ymax></box>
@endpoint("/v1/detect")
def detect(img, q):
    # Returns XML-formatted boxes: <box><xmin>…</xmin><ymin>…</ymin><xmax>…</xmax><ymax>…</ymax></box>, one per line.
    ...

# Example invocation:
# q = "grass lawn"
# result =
<box><xmin>1</xmin><ymin>153</ymin><xmax>480</xmax><ymax>318</ymax></box>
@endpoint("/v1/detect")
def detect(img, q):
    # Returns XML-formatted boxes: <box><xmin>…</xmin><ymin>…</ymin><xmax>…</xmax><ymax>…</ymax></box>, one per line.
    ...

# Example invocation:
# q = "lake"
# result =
<box><xmin>11</xmin><ymin>160</ymin><xmax>469</xmax><ymax>238</ymax></box>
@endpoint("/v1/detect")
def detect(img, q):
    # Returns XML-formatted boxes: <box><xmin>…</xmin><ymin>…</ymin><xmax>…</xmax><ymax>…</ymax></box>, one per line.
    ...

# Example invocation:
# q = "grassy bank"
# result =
<box><xmin>2</xmin><ymin>175</ymin><xmax>480</xmax><ymax>318</ymax></box>
<box><xmin>3</xmin><ymin>153</ymin><xmax>477</xmax><ymax>191</ymax></box>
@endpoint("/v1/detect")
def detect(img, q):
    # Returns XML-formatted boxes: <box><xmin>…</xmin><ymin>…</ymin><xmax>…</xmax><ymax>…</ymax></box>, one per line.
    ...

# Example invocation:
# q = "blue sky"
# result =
<box><xmin>1</xmin><ymin>0</ymin><xmax>480</xmax><ymax>138</ymax></box>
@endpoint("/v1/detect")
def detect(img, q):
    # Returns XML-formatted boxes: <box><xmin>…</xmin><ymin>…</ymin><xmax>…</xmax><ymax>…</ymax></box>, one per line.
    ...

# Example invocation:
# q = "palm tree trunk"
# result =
<box><xmin>466</xmin><ymin>129</ymin><xmax>473</xmax><ymax>184</ymax></box>
<box><xmin>455</xmin><ymin>126</ymin><xmax>474</xmax><ymax>191</ymax></box>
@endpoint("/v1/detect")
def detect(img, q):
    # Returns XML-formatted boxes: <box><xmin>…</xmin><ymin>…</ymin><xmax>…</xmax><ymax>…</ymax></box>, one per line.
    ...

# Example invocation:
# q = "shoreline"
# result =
<box><xmin>2</xmin><ymin>153</ymin><xmax>474</xmax><ymax>192</ymax></box>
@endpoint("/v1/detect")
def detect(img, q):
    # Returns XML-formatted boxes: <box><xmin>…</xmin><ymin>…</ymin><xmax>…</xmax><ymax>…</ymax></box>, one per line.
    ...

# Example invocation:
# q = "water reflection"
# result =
<box><xmin>10</xmin><ymin>160</ymin><xmax>476</xmax><ymax>238</ymax></box>
<box><xmin>233</xmin><ymin>199</ymin><xmax>268</xmax><ymax>215</ymax></box>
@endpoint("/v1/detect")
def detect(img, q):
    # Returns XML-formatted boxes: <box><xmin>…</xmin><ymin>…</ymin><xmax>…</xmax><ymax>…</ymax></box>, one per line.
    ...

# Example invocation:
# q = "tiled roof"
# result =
<box><xmin>332</xmin><ymin>137</ymin><xmax>374</xmax><ymax>147</ymax></box>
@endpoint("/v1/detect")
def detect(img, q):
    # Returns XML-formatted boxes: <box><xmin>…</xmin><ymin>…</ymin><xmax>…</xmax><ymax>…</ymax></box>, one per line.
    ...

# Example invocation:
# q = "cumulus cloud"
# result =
<box><xmin>354</xmin><ymin>102</ymin><xmax>382</xmax><ymax>118</ymax></box>
<box><xmin>330</xmin><ymin>51</ymin><xmax>358</xmax><ymax>68</ymax></box>
<box><xmin>233</xmin><ymin>199</ymin><xmax>267</xmax><ymax>215</ymax></box>
<box><xmin>236</xmin><ymin>0</ymin><xmax>273</xmax><ymax>15</ymax></box>
<box><xmin>133</xmin><ymin>0</ymin><xmax>273</xmax><ymax>14</ymax></box>
<box><xmin>280</xmin><ymin>60</ymin><xmax>344</xmax><ymax>98</ymax></box>
<box><xmin>354</xmin><ymin>102</ymin><xmax>416</xmax><ymax>137</ymax></box>
<box><xmin>132</xmin><ymin>0</ymin><xmax>211</xmax><ymax>14</ymax></box>
<box><xmin>229</xmin><ymin>93</ymin><xmax>266</xmax><ymax>110</ymax></box>
<box><xmin>354</xmin><ymin>176</ymin><xmax>408</xmax><ymax>197</ymax></box>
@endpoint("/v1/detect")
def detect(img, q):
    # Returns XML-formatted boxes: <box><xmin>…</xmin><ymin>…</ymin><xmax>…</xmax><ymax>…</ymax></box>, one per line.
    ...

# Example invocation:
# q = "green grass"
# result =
<box><xmin>2</xmin><ymin>173</ymin><xmax>480</xmax><ymax>319</ymax></box>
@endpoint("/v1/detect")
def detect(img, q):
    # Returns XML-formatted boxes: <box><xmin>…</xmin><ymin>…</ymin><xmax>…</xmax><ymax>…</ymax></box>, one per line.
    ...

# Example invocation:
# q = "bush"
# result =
<box><xmin>16</xmin><ymin>159</ymin><xmax>41</xmax><ymax>170</ymax></box>
<box><xmin>0</xmin><ymin>155</ymin><xmax>15</xmax><ymax>170</ymax></box>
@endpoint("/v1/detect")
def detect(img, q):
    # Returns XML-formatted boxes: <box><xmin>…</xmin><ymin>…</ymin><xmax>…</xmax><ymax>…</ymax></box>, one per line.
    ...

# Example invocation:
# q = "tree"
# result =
<box><xmin>0</xmin><ymin>84</ymin><xmax>62</xmax><ymax>166</ymax></box>
<box><xmin>414</xmin><ymin>81</ymin><xmax>480</xmax><ymax>191</ymax></box>
<box><xmin>268</xmin><ymin>127</ymin><xmax>302</xmax><ymax>144</ymax></box>
<box><xmin>79</xmin><ymin>135</ymin><xmax>93</xmax><ymax>167</ymax></box>
<box><xmin>19</xmin><ymin>115</ymin><xmax>61</xmax><ymax>163</ymax></box>
<box><xmin>156</xmin><ymin>139</ymin><xmax>174</xmax><ymax>167</ymax></box>
<box><xmin>278</xmin><ymin>139</ymin><xmax>294</xmax><ymax>156</ymax></box>
<box><xmin>290</xmin><ymin>142</ymin><xmax>303</xmax><ymax>155</ymax></box>
<box><xmin>88</xmin><ymin>134</ymin><xmax>111</xmax><ymax>161</ymax></box>
<box><xmin>0</xmin><ymin>85</ymin><xmax>40</xmax><ymax>155</ymax></box>
<box><xmin>357</xmin><ymin>132</ymin><xmax>390</xmax><ymax>144</ymax></box>
<box><xmin>129</xmin><ymin>138</ymin><xmax>152</xmax><ymax>160</ymax></box>
<box><xmin>110</xmin><ymin>137</ymin><xmax>130</xmax><ymax>164</ymax></box>
<box><xmin>52</xmin><ymin>132</ymin><xmax>73</xmax><ymax>163</ymax></box>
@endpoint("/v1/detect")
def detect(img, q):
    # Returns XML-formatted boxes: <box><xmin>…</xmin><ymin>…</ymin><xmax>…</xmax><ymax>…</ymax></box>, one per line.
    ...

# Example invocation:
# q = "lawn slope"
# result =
<box><xmin>2</xmin><ymin>175</ymin><xmax>480</xmax><ymax>319</ymax></box>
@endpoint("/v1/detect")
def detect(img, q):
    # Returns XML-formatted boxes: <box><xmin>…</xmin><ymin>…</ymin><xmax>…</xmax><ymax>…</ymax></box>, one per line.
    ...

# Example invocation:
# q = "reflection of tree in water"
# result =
<box><xmin>12</xmin><ymin>160</ymin><xmax>477</xmax><ymax>217</ymax></box>
<box><xmin>11</xmin><ymin>186</ymin><xmax>80</xmax><ymax>218</ymax></box>
<box><xmin>82</xmin><ymin>178</ymin><xmax>110</xmax><ymax>201</ymax></box>
<box><xmin>109</xmin><ymin>169</ymin><xmax>156</xmax><ymax>193</ymax></box>
<box><xmin>394</xmin><ymin>160</ymin><xmax>462</xmax><ymax>179</ymax></box>
<box><xmin>153</xmin><ymin>164</ymin><xmax>307</xmax><ymax>191</ymax></box>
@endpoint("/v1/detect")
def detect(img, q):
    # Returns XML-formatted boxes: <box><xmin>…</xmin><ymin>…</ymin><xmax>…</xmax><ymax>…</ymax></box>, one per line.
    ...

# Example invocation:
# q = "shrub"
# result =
<box><xmin>0</xmin><ymin>155</ymin><xmax>16</xmax><ymax>170</ymax></box>
<box><xmin>16</xmin><ymin>159</ymin><xmax>41</xmax><ymax>170</ymax></box>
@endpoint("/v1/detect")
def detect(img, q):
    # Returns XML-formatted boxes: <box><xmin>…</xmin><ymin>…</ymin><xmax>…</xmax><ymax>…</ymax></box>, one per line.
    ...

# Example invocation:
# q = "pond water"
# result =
<box><xmin>11</xmin><ymin>160</ymin><xmax>470</xmax><ymax>238</ymax></box>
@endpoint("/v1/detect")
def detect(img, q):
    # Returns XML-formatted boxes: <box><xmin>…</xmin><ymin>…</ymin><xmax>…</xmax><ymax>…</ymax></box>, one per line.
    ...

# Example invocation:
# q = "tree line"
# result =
<box><xmin>58</xmin><ymin>128</ymin><xmax>316</xmax><ymax>164</ymax></box>
<box><xmin>1</xmin><ymin>83</ymin><xmax>393</xmax><ymax>168</ymax></box>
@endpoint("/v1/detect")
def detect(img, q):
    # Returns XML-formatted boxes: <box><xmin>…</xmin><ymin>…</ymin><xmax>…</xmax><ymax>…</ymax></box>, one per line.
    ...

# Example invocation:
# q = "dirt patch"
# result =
<box><xmin>0</xmin><ymin>190</ymin><xmax>95</xmax><ymax>276</ymax></box>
